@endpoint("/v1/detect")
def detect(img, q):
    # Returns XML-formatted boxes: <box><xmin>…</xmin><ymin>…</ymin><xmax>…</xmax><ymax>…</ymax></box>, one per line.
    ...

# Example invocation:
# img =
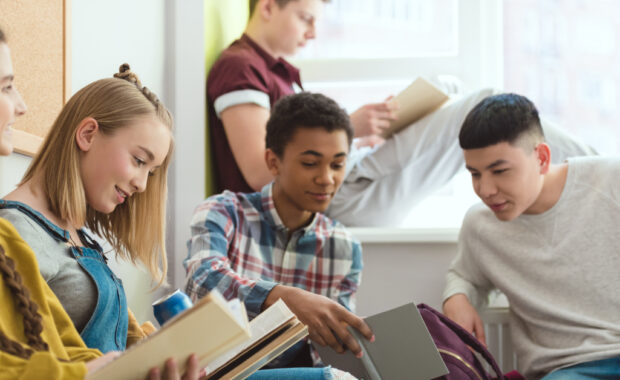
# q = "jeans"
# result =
<box><xmin>542</xmin><ymin>357</ymin><xmax>620</xmax><ymax>380</ymax></box>
<box><xmin>248</xmin><ymin>367</ymin><xmax>333</xmax><ymax>380</ymax></box>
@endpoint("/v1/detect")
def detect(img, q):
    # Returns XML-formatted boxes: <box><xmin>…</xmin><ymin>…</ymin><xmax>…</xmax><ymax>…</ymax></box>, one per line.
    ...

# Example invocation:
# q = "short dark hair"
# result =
<box><xmin>0</xmin><ymin>28</ymin><xmax>6</xmax><ymax>43</ymax></box>
<box><xmin>249</xmin><ymin>0</ymin><xmax>330</xmax><ymax>16</ymax></box>
<box><xmin>459</xmin><ymin>93</ymin><xmax>544</xmax><ymax>150</ymax></box>
<box><xmin>266</xmin><ymin>92</ymin><xmax>353</xmax><ymax>157</ymax></box>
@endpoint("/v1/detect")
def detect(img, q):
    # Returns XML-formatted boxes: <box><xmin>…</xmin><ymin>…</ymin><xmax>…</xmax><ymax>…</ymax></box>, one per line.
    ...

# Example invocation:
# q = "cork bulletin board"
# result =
<box><xmin>0</xmin><ymin>0</ymin><xmax>70</xmax><ymax>156</ymax></box>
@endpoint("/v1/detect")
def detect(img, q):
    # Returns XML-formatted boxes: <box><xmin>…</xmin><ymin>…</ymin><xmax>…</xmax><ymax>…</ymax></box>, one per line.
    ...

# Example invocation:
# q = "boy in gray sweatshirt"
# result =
<box><xmin>442</xmin><ymin>93</ymin><xmax>620</xmax><ymax>380</ymax></box>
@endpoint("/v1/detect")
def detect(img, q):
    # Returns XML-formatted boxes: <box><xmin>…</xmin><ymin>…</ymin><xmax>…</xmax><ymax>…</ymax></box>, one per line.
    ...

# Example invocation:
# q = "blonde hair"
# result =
<box><xmin>22</xmin><ymin>64</ymin><xmax>173</xmax><ymax>286</ymax></box>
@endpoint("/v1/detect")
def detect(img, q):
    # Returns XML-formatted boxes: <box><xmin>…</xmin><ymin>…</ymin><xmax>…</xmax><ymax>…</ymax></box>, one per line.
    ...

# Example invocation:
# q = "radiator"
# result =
<box><xmin>481</xmin><ymin>307</ymin><xmax>518</xmax><ymax>372</ymax></box>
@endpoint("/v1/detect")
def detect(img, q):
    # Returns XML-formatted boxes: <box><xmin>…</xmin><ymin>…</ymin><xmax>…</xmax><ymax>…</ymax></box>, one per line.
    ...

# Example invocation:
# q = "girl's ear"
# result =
<box><xmin>535</xmin><ymin>142</ymin><xmax>552</xmax><ymax>174</ymax></box>
<box><xmin>75</xmin><ymin>117</ymin><xmax>99</xmax><ymax>152</ymax></box>
<box><xmin>265</xmin><ymin>148</ymin><xmax>281</xmax><ymax>176</ymax></box>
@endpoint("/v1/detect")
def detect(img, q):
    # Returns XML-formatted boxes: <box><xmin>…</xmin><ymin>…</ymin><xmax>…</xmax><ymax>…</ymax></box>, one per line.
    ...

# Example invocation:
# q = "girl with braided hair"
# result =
<box><xmin>0</xmin><ymin>28</ymin><xmax>201</xmax><ymax>379</ymax></box>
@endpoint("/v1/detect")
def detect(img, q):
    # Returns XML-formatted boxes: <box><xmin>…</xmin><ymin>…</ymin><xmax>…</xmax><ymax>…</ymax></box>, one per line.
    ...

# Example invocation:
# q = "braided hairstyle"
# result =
<box><xmin>0</xmin><ymin>25</ymin><xmax>51</xmax><ymax>360</ymax></box>
<box><xmin>113</xmin><ymin>63</ymin><xmax>162</xmax><ymax>108</ymax></box>
<box><xmin>0</xmin><ymin>245</ymin><xmax>49</xmax><ymax>359</ymax></box>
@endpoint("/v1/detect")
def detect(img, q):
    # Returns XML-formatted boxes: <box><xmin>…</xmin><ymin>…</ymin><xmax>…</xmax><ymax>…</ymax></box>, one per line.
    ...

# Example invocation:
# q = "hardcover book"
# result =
<box><xmin>313</xmin><ymin>303</ymin><xmax>449</xmax><ymax>380</ymax></box>
<box><xmin>381</xmin><ymin>77</ymin><xmax>450</xmax><ymax>139</ymax></box>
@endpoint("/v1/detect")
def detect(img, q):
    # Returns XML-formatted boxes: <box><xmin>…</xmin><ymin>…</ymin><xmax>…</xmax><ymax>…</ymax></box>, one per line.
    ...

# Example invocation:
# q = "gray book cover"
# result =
<box><xmin>314</xmin><ymin>303</ymin><xmax>448</xmax><ymax>380</ymax></box>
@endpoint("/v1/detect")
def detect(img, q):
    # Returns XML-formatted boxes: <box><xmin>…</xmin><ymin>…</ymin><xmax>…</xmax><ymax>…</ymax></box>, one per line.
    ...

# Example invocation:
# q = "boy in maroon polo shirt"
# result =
<box><xmin>208</xmin><ymin>0</ymin><xmax>397</xmax><ymax>194</ymax></box>
<box><xmin>207</xmin><ymin>0</ymin><xmax>595</xmax><ymax>227</ymax></box>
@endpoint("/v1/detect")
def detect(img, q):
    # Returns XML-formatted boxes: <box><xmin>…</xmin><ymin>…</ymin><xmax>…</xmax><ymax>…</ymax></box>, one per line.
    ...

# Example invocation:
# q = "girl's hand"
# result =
<box><xmin>147</xmin><ymin>354</ymin><xmax>200</xmax><ymax>380</ymax></box>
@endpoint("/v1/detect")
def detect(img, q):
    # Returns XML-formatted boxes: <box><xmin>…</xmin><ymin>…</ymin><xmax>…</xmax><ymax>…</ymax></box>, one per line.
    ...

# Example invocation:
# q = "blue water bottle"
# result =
<box><xmin>152</xmin><ymin>289</ymin><xmax>193</xmax><ymax>326</ymax></box>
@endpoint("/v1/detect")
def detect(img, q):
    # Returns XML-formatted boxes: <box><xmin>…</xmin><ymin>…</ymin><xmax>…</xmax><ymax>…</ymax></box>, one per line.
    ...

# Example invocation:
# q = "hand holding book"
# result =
<box><xmin>264</xmin><ymin>285</ymin><xmax>374</xmax><ymax>358</ymax></box>
<box><xmin>380</xmin><ymin>77</ymin><xmax>450</xmax><ymax>139</ymax></box>
<box><xmin>86</xmin><ymin>289</ymin><xmax>311</xmax><ymax>380</ymax></box>
<box><xmin>314</xmin><ymin>303</ymin><xmax>449</xmax><ymax>380</ymax></box>
<box><xmin>350</xmin><ymin>97</ymin><xmax>399</xmax><ymax>138</ymax></box>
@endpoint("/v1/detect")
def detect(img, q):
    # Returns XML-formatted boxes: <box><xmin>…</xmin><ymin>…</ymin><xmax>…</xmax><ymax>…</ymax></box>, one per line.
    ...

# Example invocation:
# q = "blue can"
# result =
<box><xmin>152</xmin><ymin>289</ymin><xmax>193</xmax><ymax>326</ymax></box>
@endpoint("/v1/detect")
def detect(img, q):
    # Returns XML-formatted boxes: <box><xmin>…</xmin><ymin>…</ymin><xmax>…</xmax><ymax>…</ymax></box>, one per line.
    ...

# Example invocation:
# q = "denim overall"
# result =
<box><xmin>0</xmin><ymin>200</ymin><xmax>128</xmax><ymax>352</ymax></box>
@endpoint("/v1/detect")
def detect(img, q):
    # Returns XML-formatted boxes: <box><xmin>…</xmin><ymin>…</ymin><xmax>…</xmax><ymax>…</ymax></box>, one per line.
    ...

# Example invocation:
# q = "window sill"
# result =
<box><xmin>348</xmin><ymin>227</ymin><xmax>459</xmax><ymax>244</ymax></box>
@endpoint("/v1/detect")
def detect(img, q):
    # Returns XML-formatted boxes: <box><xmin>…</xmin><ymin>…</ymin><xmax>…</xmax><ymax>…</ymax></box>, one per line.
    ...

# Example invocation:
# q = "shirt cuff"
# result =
<box><xmin>442</xmin><ymin>277</ymin><xmax>486</xmax><ymax>309</ymax></box>
<box><xmin>244</xmin><ymin>279</ymin><xmax>278</xmax><ymax>317</ymax></box>
<box><xmin>214</xmin><ymin>89</ymin><xmax>270</xmax><ymax>117</ymax></box>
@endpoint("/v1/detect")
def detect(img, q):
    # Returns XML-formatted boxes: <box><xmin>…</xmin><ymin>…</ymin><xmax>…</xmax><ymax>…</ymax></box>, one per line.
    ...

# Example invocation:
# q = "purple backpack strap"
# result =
<box><xmin>418</xmin><ymin>303</ymin><xmax>505</xmax><ymax>380</ymax></box>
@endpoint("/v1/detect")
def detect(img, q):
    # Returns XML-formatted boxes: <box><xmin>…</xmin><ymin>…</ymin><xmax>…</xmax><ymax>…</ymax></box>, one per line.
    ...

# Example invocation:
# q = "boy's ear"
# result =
<box><xmin>535</xmin><ymin>142</ymin><xmax>551</xmax><ymax>174</ymax></box>
<box><xmin>75</xmin><ymin>117</ymin><xmax>100</xmax><ymax>152</ymax></box>
<box><xmin>265</xmin><ymin>148</ymin><xmax>281</xmax><ymax>176</ymax></box>
<box><xmin>258</xmin><ymin>0</ymin><xmax>276</xmax><ymax>20</ymax></box>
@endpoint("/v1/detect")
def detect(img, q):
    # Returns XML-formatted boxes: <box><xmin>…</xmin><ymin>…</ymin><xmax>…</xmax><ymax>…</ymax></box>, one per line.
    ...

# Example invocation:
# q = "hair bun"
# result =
<box><xmin>113</xmin><ymin>63</ymin><xmax>143</xmax><ymax>88</ymax></box>
<box><xmin>112</xmin><ymin>63</ymin><xmax>161</xmax><ymax>106</ymax></box>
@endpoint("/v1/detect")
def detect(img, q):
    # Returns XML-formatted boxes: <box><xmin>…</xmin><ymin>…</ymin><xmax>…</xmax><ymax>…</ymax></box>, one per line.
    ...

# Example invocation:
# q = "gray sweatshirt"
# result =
<box><xmin>444</xmin><ymin>156</ymin><xmax>620</xmax><ymax>379</ymax></box>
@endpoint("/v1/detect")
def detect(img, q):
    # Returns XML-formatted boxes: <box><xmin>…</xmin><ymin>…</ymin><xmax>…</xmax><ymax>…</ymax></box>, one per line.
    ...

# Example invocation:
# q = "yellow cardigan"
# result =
<box><xmin>0</xmin><ymin>218</ymin><xmax>102</xmax><ymax>380</ymax></box>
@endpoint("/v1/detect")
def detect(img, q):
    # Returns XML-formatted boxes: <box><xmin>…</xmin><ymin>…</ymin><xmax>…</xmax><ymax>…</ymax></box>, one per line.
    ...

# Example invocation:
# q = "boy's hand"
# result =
<box><xmin>349</xmin><ymin>98</ymin><xmax>398</xmax><ymax>138</ymax></box>
<box><xmin>265</xmin><ymin>285</ymin><xmax>374</xmax><ymax>357</ymax></box>
<box><xmin>442</xmin><ymin>293</ymin><xmax>486</xmax><ymax>345</ymax></box>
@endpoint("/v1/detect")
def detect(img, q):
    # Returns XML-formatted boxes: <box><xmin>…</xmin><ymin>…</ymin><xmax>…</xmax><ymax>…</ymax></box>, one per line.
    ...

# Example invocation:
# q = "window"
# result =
<box><xmin>503</xmin><ymin>0</ymin><xmax>620</xmax><ymax>155</ymax></box>
<box><xmin>296</xmin><ymin>0</ymin><xmax>618</xmax><ymax>229</ymax></box>
<box><xmin>297</xmin><ymin>0</ymin><xmax>458</xmax><ymax>59</ymax></box>
<box><xmin>294</xmin><ymin>0</ymin><xmax>500</xmax><ymax>228</ymax></box>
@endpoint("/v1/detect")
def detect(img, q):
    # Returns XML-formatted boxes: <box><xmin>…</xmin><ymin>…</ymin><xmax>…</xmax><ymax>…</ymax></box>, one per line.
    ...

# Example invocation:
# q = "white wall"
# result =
<box><xmin>0</xmin><ymin>153</ymin><xmax>30</xmax><ymax>196</ymax></box>
<box><xmin>357</xmin><ymin>241</ymin><xmax>457</xmax><ymax>316</ymax></box>
<box><xmin>350</xmin><ymin>229</ymin><xmax>459</xmax><ymax>316</ymax></box>
<box><xmin>163</xmin><ymin>0</ymin><xmax>206</xmax><ymax>293</ymax></box>
<box><xmin>70</xmin><ymin>1</ymin><xmax>167</xmax><ymax>96</ymax></box>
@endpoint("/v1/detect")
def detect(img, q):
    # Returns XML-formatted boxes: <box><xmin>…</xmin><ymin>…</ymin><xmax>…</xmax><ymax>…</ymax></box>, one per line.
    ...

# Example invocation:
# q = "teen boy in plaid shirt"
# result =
<box><xmin>184</xmin><ymin>92</ymin><xmax>374</xmax><ymax>367</ymax></box>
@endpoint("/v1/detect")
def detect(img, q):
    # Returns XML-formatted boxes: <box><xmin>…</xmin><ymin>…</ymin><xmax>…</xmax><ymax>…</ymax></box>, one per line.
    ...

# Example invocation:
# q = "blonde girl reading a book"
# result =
<box><xmin>1</xmin><ymin>60</ymin><xmax>172</xmax><ymax>354</ymax></box>
<box><xmin>0</xmin><ymin>27</ymin><xmax>200</xmax><ymax>379</ymax></box>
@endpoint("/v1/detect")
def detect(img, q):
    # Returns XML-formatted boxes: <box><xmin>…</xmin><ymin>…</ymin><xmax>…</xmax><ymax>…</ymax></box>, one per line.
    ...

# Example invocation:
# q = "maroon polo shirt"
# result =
<box><xmin>207</xmin><ymin>34</ymin><xmax>303</xmax><ymax>193</ymax></box>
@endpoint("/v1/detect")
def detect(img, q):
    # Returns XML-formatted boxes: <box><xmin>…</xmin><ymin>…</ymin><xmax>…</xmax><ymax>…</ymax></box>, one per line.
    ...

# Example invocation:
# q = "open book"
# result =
<box><xmin>381</xmin><ymin>77</ymin><xmax>450</xmax><ymax>139</ymax></box>
<box><xmin>86</xmin><ymin>290</ymin><xmax>251</xmax><ymax>380</ymax></box>
<box><xmin>313</xmin><ymin>303</ymin><xmax>448</xmax><ymax>380</ymax></box>
<box><xmin>204</xmin><ymin>299</ymin><xmax>309</xmax><ymax>380</ymax></box>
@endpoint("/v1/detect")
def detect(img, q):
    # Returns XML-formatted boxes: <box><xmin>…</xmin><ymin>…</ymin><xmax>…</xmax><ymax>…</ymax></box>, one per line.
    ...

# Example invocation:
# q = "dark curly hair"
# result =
<box><xmin>459</xmin><ymin>93</ymin><xmax>544</xmax><ymax>150</ymax></box>
<box><xmin>266</xmin><ymin>92</ymin><xmax>353</xmax><ymax>157</ymax></box>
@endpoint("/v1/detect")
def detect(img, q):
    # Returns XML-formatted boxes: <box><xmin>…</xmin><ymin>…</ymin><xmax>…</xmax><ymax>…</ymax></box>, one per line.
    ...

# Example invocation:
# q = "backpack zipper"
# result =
<box><xmin>437</xmin><ymin>348</ymin><xmax>484</xmax><ymax>380</ymax></box>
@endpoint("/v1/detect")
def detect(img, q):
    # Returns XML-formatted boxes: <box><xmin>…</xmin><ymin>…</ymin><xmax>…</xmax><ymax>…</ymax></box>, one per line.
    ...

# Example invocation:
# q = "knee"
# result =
<box><xmin>461</xmin><ymin>87</ymin><xmax>497</xmax><ymax>105</ymax></box>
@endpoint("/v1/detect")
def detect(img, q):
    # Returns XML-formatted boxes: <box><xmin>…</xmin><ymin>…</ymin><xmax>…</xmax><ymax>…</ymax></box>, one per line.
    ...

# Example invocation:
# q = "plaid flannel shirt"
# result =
<box><xmin>183</xmin><ymin>183</ymin><xmax>362</xmax><ymax>317</ymax></box>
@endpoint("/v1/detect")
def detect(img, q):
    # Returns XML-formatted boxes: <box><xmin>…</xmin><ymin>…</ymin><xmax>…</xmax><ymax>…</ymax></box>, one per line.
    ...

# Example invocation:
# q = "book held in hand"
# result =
<box><xmin>381</xmin><ymin>77</ymin><xmax>450</xmax><ymax>139</ymax></box>
<box><xmin>86</xmin><ymin>290</ymin><xmax>251</xmax><ymax>380</ymax></box>
<box><xmin>87</xmin><ymin>291</ymin><xmax>309</xmax><ymax>380</ymax></box>
<box><xmin>205</xmin><ymin>298</ymin><xmax>309</xmax><ymax>380</ymax></box>
<box><xmin>313</xmin><ymin>302</ymin><xmax>449</xmax><ymax>380</ymax></box>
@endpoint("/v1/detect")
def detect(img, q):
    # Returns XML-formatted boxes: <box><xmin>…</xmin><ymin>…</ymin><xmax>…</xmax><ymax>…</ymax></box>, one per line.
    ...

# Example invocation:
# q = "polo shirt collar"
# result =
<box><xmin>260</xmin><ymin>183</ymin><xmax>318</xmax><ymax>235</ymax></box>
<box><xmin>241</xmin><ymin>34</ymin><xmax>302</xmax><ymax>88</ymax></box>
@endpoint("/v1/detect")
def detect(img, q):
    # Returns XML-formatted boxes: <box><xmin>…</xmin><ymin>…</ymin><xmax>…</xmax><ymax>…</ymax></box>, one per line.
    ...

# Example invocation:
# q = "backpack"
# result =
<box><xmin>417</xmin><ymin>304</ymin><xmax>525</xmax><ymax>380</ymax></box>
